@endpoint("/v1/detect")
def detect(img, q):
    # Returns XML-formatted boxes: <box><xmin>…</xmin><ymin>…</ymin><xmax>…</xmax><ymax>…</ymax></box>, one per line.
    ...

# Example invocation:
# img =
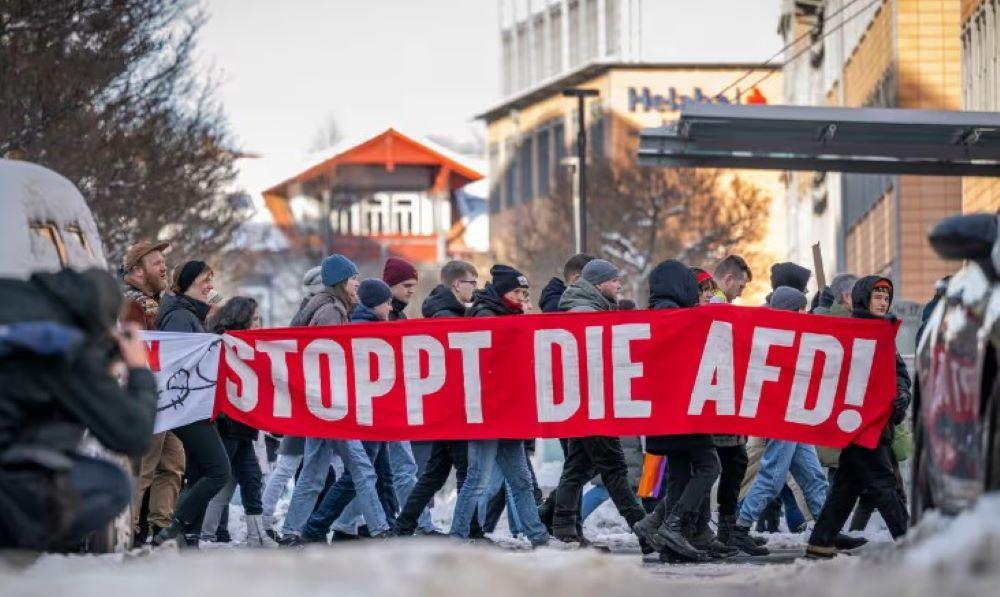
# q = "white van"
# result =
<box><xmin>1</xmin><ymin>159</ymin><xmax>133</xmax><ymax>553</ymax></box>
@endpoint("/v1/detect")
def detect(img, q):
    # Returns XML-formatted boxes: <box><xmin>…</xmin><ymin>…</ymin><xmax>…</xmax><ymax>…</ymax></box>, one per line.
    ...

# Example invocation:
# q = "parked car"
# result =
<box><xmin>912</xmin><ymin>212</ymin><xmax>1000</xmax><ymax>521</ymax></box>
<box><xmin>0</xmin><ymin>158</ymin><xmax>133</xmax><ymax>553</ymax></box>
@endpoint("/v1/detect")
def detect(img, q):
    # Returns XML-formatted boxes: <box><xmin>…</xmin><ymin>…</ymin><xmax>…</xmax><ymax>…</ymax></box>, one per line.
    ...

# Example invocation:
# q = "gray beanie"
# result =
<box><xmin>769</xmin><ymin>286</ymin><xmax>807</xmax><ymax>312</ymax></box>
<box><xmin>582</xmin><ymin>259</ymin><xmax>620</xmax><ymax>286</ymax></box>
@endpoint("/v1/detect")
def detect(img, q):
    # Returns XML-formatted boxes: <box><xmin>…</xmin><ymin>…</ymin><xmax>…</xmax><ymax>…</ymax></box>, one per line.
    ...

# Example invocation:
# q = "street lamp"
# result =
<box><xmin>562</xmin><ymin>88</ymin><xmax>599</xmax><ymax>254</ymax></box>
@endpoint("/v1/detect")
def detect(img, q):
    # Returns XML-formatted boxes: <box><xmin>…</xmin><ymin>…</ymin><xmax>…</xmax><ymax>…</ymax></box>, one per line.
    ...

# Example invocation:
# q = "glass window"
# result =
<box><xmin>536</xmin><ymin>128</ymin><xmax>551</xmax><ymax>197</ymax></box>
<box><xmin>520</xmin><ymin>137</ymin><xmax>534</xmax><ymax>202</ymax></box>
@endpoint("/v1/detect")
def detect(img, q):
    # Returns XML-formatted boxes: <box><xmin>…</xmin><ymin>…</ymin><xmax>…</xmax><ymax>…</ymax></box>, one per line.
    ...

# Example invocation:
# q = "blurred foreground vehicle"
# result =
<box><xmin>913</xmin><ymin>212</ymin><xmax>1000</xmax><ymax>521</ymax></box>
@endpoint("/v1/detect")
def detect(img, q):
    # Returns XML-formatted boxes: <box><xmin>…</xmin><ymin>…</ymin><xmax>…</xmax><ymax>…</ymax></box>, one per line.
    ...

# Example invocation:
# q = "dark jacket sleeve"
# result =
<box><xmin>56</xmin><ymin>348</ymin><xmax>158</xmax><ymax>457</ymax></box>
<box><xmin>891</xmin><ymin>351</ymin><xmax>912</xmax><ymax>425</ymax></box>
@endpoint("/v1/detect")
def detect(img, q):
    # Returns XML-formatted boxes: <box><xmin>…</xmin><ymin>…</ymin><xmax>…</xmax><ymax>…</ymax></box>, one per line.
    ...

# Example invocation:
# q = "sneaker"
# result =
<box><xmin>332</xmin><ymin>530</ymin><xmax>359</xmax><ymax>542</ymax></box>
<box><xmin>151</xmin><ymin>520</ymin><xmax>185</xmax><ymax>548</ymax></box>
<box><xmin>415</xmin><ymin>529</ymin><xmax>448</xmax><ymax>538</ymax></box>
<box><xmin>278</xmin><ymin>534</ymin><xmax>305</xmax><ymax>548</ymax></box>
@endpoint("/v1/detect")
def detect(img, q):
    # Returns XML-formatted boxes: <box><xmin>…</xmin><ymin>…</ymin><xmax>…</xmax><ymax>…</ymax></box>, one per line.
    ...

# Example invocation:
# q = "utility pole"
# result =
<box><xmin>562</xmin><ymin>88</ymin><xmax>599</xmax><ymax>253</ymax></box>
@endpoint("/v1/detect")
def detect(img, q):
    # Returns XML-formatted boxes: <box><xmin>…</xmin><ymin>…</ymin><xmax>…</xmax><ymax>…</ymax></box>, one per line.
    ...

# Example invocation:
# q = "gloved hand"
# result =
<box><xmin>891</xmin><ymin>393</ymin><xmax>909</xmax><ymax>425</ymax></box>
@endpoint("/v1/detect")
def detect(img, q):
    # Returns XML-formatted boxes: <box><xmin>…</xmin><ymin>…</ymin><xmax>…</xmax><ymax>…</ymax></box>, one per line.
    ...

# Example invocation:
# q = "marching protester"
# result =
<box><xmin>690</xmin><ymin>268</ymin><xmax>718</xmax><ymax>305</ymax></box>
<box><xmin>633</xmin><ymin>260</ymin><xmax>718</xmax><ymax>562</ymax></box>
<box><xmin>153</xmin><ymin>261</ymin><xmax>233</xmax><ymax>547</ymax></box>
<box><xmin>706</xmin><ymin>255</ymin><xmax>758</xmax><ymax>555</ymax></box>
<box><xmin>383</xmin><ymin>257</ymin><xmax>419</xmax><ymax>321</ymax></box>
<box><xmin>421</xmin><ymin>260</ymin><xmax>479</xmax><ymax>318</ymax></box>
<box><xmin>198</xmin><ymin>297</ymin><xmax>278</xmax><ymax>548</ymax></box>
<box><xmin>449</xmin><ymin>265</ymin><xmax>549</xmax><ymax>547</ymax></box>
<box><xmin>120</xmin><ymin>241</ymin><xmax>185</xmax><ymax>547</ymax></box>
<box><xmin>280</xmin><ymin>255</ymin><xmax>378</xmax><ymax>545</ymax></box>
<box><xmin>539</xmin><ymin>254</ymin><xmax>595</xmax><ymax>313</ymax></box>
<box><xmin>549</xmin><ymin>259</ymin><xmax>648</xmax><ymax>544</ymax></box>
<box><xmin>396</xmin><ymin>261</ymin><xmax>484</xmax><ymax>537</ymax></box>
<box><xmin>0</xmin><ymin>269</ymin><xmax>157</xmax><ymax>551</ymax></box>
<box><xmin>805</xmin><ymin>276</ymin><xmax>911</xmax><ymax>559</ymax></box>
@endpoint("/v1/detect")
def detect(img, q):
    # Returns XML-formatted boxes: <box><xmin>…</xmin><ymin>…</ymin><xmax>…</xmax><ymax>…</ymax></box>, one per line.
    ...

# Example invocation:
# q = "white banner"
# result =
<box><xmin>140</xmin><ymin>331</ymin><xmax>220</xmax><ymax>434</ymax></box>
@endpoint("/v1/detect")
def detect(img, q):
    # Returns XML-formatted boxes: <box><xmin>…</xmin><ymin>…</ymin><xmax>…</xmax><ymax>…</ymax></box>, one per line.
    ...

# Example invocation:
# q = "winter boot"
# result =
<box><xmin>278</xmin><ymin>533</ymin><xmax>305</xmax><ymax>548</ymax></box>
<box><xmin>688</xmin><ymin>525</ymin><xmax>737</xmax><ymax>558</ymax></box>
<box><xmin>804</xmin><ymin>544</ymin><xmax>837</xmax><ymax>560</ymax></box>
<box><xmin>720</xmin><ymin>514</ymin><xmax>766</xmax><ymax>548</ymax></box>
<box><xmin>245</xmin><ymin>515</ymin><xmax>279</xmax><ymax>548</ymax></box>
<box><xmin>632</xmin><ymin>511</ymin><xmax>668</xmax><ymax>553</ymax></box>
<box><xmin>152</xmin><ymin>519</ymin><xmax>187</xmax><ymax>548</ymax></box>
<box><xmin>726</xmin><ymin>523</ymin><xmax>770</xmax><ymax>556</ymax></box>
<box><xmin>833</xmin><ymin>533</ymin><xmax>868</xmax><ymax>553</ymax></box>
<box><xmin>656</xmin><ymin>513</ymin><xmax>710</xmax><ymax>563</ymax></box>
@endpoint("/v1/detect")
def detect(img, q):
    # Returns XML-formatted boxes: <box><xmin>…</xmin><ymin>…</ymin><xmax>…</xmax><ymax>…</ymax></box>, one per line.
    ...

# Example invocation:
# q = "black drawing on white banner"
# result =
<box><xmin>156</xmin><ymin>341</ymin><xmax>221</xmax><ymax>413</ymax></box>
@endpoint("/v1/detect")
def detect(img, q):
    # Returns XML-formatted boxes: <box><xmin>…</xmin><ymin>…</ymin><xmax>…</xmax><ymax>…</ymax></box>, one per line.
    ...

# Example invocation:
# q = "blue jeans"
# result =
<box><xmin>282</xmin><ymin>438</ymin><xmax>336</xmax><ymax>536</ymax></box>
<box><xmin>781</xmin><ymin>485</ymin><xmax>807</xmax><ymax>531</ymax></box>
<box><xmin>581</xmin><ymin>485</ymin><xmax>610</xmax><ymax>522</ymax></box>
<box><xmin>301</xmin><ymin>440</ymin><xmax>388</xmax><ymax>539</ymax></box>
<box><xmin>737</xmin><ymin>440</ymin><xmax>829</xmax><ymax>527</ymax></box>
<box><xmin>450</xmin><ymin>440</ymin><xmax>548</xmax><ymax>544</ymax></box>
<box><xmin>383</xmin><ymin>441</ymin><xmax>435</xmax><ymax>533</ymax></box>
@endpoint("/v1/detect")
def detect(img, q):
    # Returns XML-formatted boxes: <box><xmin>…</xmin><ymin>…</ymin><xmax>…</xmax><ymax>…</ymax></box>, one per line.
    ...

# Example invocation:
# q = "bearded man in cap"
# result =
<box><xmin>120</xmin><ymin>240</ymin><xmax>185</xmax><ymax>547</ymax></box>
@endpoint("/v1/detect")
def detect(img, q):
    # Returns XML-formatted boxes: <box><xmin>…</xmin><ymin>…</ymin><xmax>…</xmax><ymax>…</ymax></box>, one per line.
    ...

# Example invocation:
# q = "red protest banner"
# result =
<box><xmin>214</xmin><ymin>305</ymin><xmax>900</xmax><ymax>448</ymax></box>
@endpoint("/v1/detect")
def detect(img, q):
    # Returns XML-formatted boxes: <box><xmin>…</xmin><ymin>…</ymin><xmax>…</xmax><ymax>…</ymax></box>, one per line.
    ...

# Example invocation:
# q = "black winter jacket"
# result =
<box><xmin>422</xmin><ymin>285</ymin><xmax>466</xmax><ymax>318</ymax></box>
<box><xmin>467</xmin><ymin>284</ymin><xmax>522</xmax><ymax>317</ymax></box>
<box><xmin>642</xmin><ymin>261</ymin><xmax>712</xmax><ymax>453</ymax></box>
<box><xmin>156</xmin><ymin>293</ymin><xmax>210</xmax><ymax>332</ymax></box>
<box><xmin>539</xmin><ymin>277</ymin><xmax>567</xmax><ymax>313</ymax></box>
<box><xmin>769</xmin><ymin>262</ymin><xmax>812</xmax><ymax>293</ymax></box>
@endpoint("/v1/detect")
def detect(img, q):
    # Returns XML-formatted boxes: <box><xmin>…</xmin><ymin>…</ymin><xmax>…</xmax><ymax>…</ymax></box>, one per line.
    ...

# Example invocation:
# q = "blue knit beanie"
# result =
<box><xmin>358</xmin><ymin>278</ymin><xmax>392</xmax><ymax>308</ymax></box>
<box><xmin>321</xmin><ymin>254</ymin><xmax>359</xmax><ymax>287</ymax></box>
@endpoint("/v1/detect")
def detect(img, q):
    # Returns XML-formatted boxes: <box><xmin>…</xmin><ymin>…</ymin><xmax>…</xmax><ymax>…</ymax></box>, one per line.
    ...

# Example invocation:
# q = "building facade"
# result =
<box><xmin>778</xmin><ymin>0</ymin><xmax>989</xmax><ymax>304</ymax></box>
<box><xmin>962</xmin><ymin>0</ymin><xmax>1000</xmax><ymax>212</ymax></box>
<box><xmin>478</xmin><ymin>62</ymin><xmax>785</xmax><ymax>295</ymax></box>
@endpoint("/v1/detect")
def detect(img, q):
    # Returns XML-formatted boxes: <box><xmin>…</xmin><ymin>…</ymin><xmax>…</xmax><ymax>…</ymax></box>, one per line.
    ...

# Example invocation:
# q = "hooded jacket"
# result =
<box><xmin>559</xmin><ymin>278</ymin><xmax>615</xmax><ymax>312</ymax></box>
<box><xmin>0</xmin><ymin>269</ymin><xmax>157</xmax><ymax>460</ymax></box>
<box><xmin>422</xmin><ymin>284</ymin><xmax>467</xmax><ymax>318</ymax></box>
<box><xmin>291</xmin><ymin>288</ymin><xmax>351</xmax><ymax>327</ymax></box>
<box><xmin>156</xmin><ymin>293</ymin><xmax>210</xmax><ymax>332</ymax></box>
<box><xmin>770</xmin><ymin>262</ymin><xmax>811</xmax><ymax>293</ymax></box>
<box><xmin>643</xmin><ymin>261</ymin><xmax>712</xmax><ymax>453</ymax></box>
<box><xmin>467</xmin><ymin>284</ymin><xmax>521</xmax><ymax>317</ymax></box>
<box><xmin>539</xmin><ymin>277</ymin><xmax>567</xmax><ymax>313</ymax></box>
<box><xmin>851</xmin><ymin>275</ymin><xmax>912</xmax><ymax>441</ymax></box>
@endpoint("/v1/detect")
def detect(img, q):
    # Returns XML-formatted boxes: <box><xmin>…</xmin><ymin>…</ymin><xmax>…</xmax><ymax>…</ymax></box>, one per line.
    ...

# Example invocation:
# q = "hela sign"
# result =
<box><xmin>628</xmin><ymin>87</ymin><xmax>767</xmax><ymax>113</ymax></box>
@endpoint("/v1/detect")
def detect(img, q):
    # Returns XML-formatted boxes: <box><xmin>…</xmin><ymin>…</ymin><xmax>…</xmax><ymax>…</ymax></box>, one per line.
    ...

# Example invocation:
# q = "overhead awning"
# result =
<box><xmin>638</xmin><ymin>102</ymin><xmax>1000</xmax><ymax>176</ymax></box>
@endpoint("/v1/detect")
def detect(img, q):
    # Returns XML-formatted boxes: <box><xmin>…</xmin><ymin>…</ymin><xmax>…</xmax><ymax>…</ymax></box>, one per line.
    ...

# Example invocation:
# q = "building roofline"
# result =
<box><xmin>475</xmin><ymin>60</ymin><xmax>783</xmax><ymax>122</ymax></box>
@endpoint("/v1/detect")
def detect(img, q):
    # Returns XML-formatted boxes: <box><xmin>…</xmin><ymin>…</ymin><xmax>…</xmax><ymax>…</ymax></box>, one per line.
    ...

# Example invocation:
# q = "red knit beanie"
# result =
<box><xmin>383</xmin><ymin>257</ymin><xmax>418</xmax><ymax>287</ymax></box>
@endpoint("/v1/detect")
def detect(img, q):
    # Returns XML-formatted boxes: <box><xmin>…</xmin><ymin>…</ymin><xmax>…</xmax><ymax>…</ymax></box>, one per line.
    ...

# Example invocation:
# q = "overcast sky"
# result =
<box><xmin>197</xmin><ymin>0</ymin><xmax>782</xmax><ymax>191</ymax></box>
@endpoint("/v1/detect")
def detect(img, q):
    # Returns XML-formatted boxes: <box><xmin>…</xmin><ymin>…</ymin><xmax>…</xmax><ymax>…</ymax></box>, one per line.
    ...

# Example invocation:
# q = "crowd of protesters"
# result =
<box><xmin>0</xmin><ymin>238</ymin><xmax>914</xmax><ymax>563</ymax></box>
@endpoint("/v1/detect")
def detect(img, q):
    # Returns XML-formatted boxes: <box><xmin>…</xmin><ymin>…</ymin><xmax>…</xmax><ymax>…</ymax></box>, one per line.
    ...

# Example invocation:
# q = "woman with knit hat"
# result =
<box><xmin>279</xmin><ymin>254</ymin><xmax>361</xmax><ymax>545</ymax></box>
<box><xmin>152</xmin><ymin>261</ymin><xmax>233</xmax><ymax>548</ymax></box>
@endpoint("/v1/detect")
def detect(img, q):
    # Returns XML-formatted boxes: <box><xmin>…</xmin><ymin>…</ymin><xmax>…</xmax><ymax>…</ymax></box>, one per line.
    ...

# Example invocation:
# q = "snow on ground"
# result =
<box><xmin>3</xmin><ymin>492</ymin><xmax>1000</xmax><ymax>596</ymax></box>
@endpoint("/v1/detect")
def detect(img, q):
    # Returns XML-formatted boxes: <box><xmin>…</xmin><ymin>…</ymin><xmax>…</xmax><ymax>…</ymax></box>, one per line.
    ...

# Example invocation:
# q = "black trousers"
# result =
<box><xmin>657</xmin><ymin>447</ymin><xmax>722</xmax><ymax>518</ymax></box>
<box><xmin>810</xmin><ymin>441</ymin><xmax>909</xmax><ymax>546</ymax></box>
<box><xmin>172</xmin><ymin>420</ymin><xmax>232</xmax><ymax>527</ymax></box>
<box><xmin>220</xmin><ymin>437</ymin><xmax>263</xmax><ymax>515</ymax></box>
<box><xmin>552</xmin><ymin>437</ymin><xmax>646</xmax><ymax>534</ymax></box>
<box><xmin>715</xmin><ymin>445</ymin><xmax>748</xmax><ymax>518</ymax></box>
<box><xmin>396</xmin><ymin>440</ymin><xmax>480</xmax><ymax>535</ymax></box>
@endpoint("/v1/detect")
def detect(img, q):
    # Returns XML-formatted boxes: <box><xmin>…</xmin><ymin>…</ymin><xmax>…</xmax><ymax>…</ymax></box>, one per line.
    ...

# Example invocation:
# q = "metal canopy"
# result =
<box><xmin>638</xmin><ymin>102</ymin><xmax>1000</xmax><ymax>176</ymax></box>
